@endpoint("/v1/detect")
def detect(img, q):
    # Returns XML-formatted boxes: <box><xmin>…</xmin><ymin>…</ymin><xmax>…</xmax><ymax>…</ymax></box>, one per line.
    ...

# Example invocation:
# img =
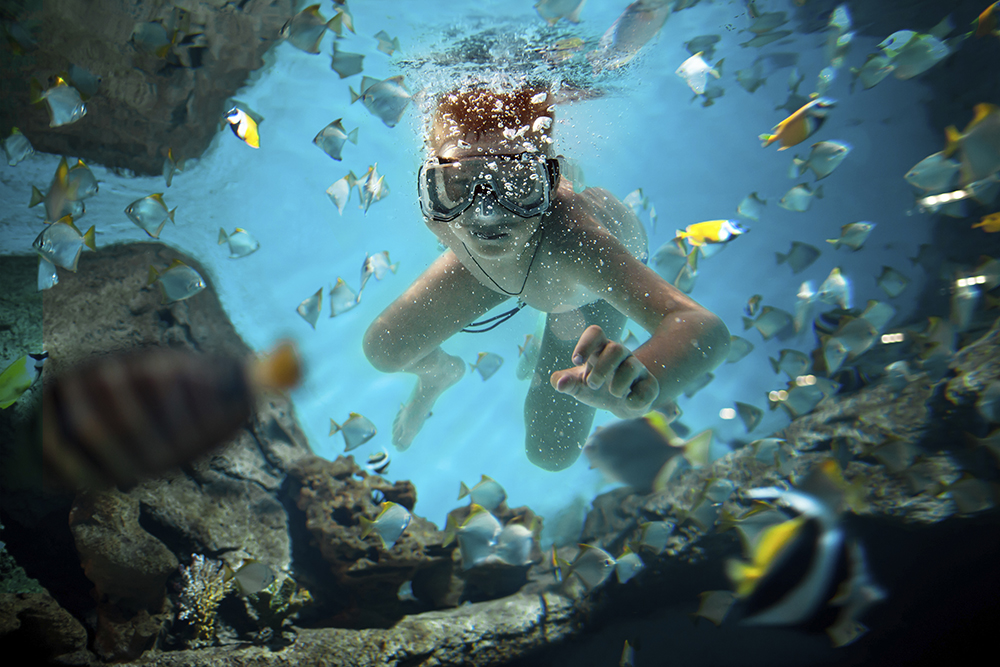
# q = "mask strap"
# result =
<box><xmin>461</xmin><ymin>300</ymin><xmax>526</xmax><ymax>333</ymax></box>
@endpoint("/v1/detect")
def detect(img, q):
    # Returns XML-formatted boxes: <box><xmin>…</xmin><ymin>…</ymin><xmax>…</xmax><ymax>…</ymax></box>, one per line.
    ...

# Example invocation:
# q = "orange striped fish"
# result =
<box><xmin>760</xmin><ymin>97</ymin><xmax>836</xmax><ymax>150</ymax></box>
<box><xmin>41</xmin><ymin>341</ymin><xmax>300</xmax><ymax>490</ymax></box>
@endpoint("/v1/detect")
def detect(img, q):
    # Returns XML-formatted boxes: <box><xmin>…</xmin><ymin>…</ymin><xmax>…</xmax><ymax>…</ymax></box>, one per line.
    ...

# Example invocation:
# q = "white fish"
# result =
<box><xmin>3</xmin><ymin>127</ymin><xmax>33</xmax><ymax>166</ymax></box>
<box><xmin>326</xmin><ymin>171</ymin><xmax>357</xmax><ymax>214</ymax></box>
<box><xmin>297</xmin><ymin>287</ymin><xmax>322</xmax><ymax>329</ymax></box>
<box><xmin>615</xmin><ymin>547</ymin><xmax>645</xmax><ymax>584</ymax></box>
<box><xmin>36</xmin><ymin>77</ymin><xmax>86</xmax><ymax>127</ymax></box>
<box><xmin>32</xmin><ymin>216</ymin><xmax>95</xmax><ymax>272</ymax></box>
<box><xmin>850</xmin><ymin>52</ymin><xmax>895</xmax><ymax>90</ymax></box>
<box><xmin>494</xmin><ymin>521</ymin><xmax>535</xmax><ymax>566</ymax></box>
<box><xmin>330</xmin><ymin>42</ymin><xmax>364</xmax><ymax>79</ymax></box>
<box><xmin>373</xmin><ymin>30</ymin><xmax>400</xmax><ymax>55</ymax></box>
<box><xmin>904</xmin><ymin>152</ymin><xmax>960</xmax><ymax>192</ymax></box>
<box><xmin>30</xmin><ymin>157</ymin><xmax>84</xmax><ymax>222</ymax></box>
<box><xmin>794</xmin><ymin>141</ymin><xmax>852</xmax><ymax>180</ymax></box>
<box><xmin>329</xmin><ymin>412</ymin><xmax>377</xmax><ymax>451</ymax></box>
<box><xmin>890</xmin><ymin>33</ymin><xmax>950</xmax><ymax>80</ymax></box>
<box><xmin>454</xmin><ymin>505</ymin><xmax>502</xmax><ymax>570</ymax></box>
<box><xmin>313</xmin><ymin>119</ymin><xmax>358</xmax><ymax>161</ymax></box>
<box><xmin>470</xmin><ymin>352</ymin><xmax>504</xmax><ymax>380</ymax></box>
<box><xmin>569</xmin><ymin>544</ymin><xmax>617</xmax><ymax>589</ymax></box>
<box><xmin>350</xmin><ymin>75</ymin><xmax>411</xmax><ymax>128</ymax></box>
<box><xmin>588</xmin><ymin>0</ymin><xmax>671</xmax><ymax>73</ymax></box>
<box><xmin>280</xmin><ymin>4</ymin><xmax>336</xmax><ymax>54</ymax></box>
<box><xmin>125</xmin><ymin>194</ymin><xmax>176</xmax><ymax>238</ymax></box>
<box><xmin>818</xmin><ymin>267</ymin><xmax>851</xmax><ymax>309</ymax></box>
<box><xmin>329</xmin><ymin>278</ymin><xmax>359</xmax><ymax>317</ymax></box>
<box><xmin>37</xmin><ymin>256</ymin><xmax>58</xmax><ymax>291</ymax></box>
<box><xmin>458</xmin><ymin>474</ymin><xmax>507</xmax><ymax>511</ymax></box>
<box><xmin>359</xmin><ymin>250</ymin><xmax>397</xmax><ymax>296</ymax></box>
<box><xmin>217</xmin><ymin>227</ymin><xmax>259</xmax><ymax>258</ymax></box>
<box><xmin>147</xmin><ymin>260</ymin><xmax>206</xmax><ymax>304</ymax></box>
<box><xmin>826</xmin><ymin>221</ymin><xmax>874</xmax><ymax>251</ymax></box>
<box><xmin>230</xmin><ymin>560</ymin><xmax>275</xmax><ymax>596</ymax></box>
<box><xmin>359</xmin><ymin>164</ymin><xmax>389</xmax><ymax>213</ymax></box>
<box><xmin>779</xmin><ymin>183</ymin><xmax>823</xmax><ymax>212</ymax></box>
<box><xmin>737</xmin><ymin>192</ymin><xmax>766</xmax><ymax>221</ymax></box>
<box><xmin>794</xmin><ymin>281</ymin><xmax>817</xmax><ymax>333</ymax></box>
<box><xmin>676</xmin><ymin>52</ymin><xmax>720</xmax><ymax>95</ymax></box>
<box><xmin>361</xmin><ymin>501</ymin><xmax>411</xmax><ymax>550</ymax></box>
<box><xmin>876</xmin><ymin>266</ymin><xmax>909</xmax><ymax>298</ymax></box>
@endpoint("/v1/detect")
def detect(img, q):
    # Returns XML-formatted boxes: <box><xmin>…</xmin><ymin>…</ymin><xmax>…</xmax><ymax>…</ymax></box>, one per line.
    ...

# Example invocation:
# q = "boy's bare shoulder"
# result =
<box><xmin>545</xmin><ymin>184</ymin><xmax>646</xmax><ymax>259</ymax></box>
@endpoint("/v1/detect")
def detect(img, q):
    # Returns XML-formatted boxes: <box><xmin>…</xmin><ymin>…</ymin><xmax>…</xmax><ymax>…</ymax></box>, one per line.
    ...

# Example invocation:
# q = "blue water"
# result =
<box><xmin>0</xmin><ymin>0</ymin><xmax>944</xmax><ymax>536</ymax></box>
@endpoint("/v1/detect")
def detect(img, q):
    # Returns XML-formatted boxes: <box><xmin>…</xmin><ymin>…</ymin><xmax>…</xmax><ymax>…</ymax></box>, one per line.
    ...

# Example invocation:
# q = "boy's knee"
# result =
<box><xmin>525</xmin><ymin>436</ymin><xmax>582</xmax><ymax>471</ymax></box>
<box><xmin>363</xmin><ymin>321</ymin><xmax>406</xmax><ymax>373</ymax></box>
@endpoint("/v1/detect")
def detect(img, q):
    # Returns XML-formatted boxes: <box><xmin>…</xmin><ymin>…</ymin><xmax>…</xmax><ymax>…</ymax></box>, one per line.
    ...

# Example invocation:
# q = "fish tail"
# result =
<box><xmin>768</xmin><ymin>357</ymin><xmax>780</xmax><ymax>374</ymax></box>
<box><xmin>943</xmin><ymin>125</ymin><xmax>962</xmax><ymax>157</ymax></box>
<box><xmin>775</xmin><ymin>250</ymin><xmax>786</xmax><ymax>264</ymax></box>
<box><xmin>82</xmin><ymin>226</ymin><xmax>96</xmax><ymax>251</ymax></box>
<box><xmin>742</xmin><ymin>316</ymin><xmax>754</xmax><ymax>330</ymax></box>
<box><xmin>349</xmin><ymin>86</ymin><xmax>361</xmax><ymax>104</ymax></box>
<box><xmin>168</xmin><ymin>207</ymin><xmax>177</xmax><ymax>223</ymax></box>
<box><xmin>348</xmin><ymin>128</ymin><xmax>359</xmax><ymax>144</ymax></box>
<box><xmin>682</xmin><ymin>429</ymin><xmax>713</xmax><ymax>468</ymax></box>
<box><xmin>758</xmin><ymin>133</ymin><xmax>776</xmax><ymax>147</ymax></box>
<box><xmin>146</xmin><ymin>265</ymin><xmax>159</xmax><ymax>286</ymax></box>
<box><xmin>458</xmin><ymin>481</ymin><xmax>470</xmax><ymax>500</ymax></box>
<box><xmin>329</xmin><ymin>418</ymin><xmax>341</xmax><ymax>437</ymax></box>
<box><xmin>29</xmin><ymin>185</ymin><xmax>44</xmax><ymax>208</ymax></box>
<box><xmin>359</xmin><ymin>516</ymin><xmax>375</xmax><ymax>539</ymax></box>
<box><xmin>250</xmin><ymin>340</ymin><xmax>301</xmax><ymax>392</ymax></box>
<box><xmin>218</xmin><ymin>227</ymin><xmax>228</xmax><ymax>245</ymax></box>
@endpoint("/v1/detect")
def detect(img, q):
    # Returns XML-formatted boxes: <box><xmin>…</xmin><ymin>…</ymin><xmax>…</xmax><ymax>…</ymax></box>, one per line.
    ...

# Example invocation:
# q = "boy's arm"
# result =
<box><xmin>549</xmin><ymin>229</ymin><xmax>730</xmax><ymax>418</ymax></box>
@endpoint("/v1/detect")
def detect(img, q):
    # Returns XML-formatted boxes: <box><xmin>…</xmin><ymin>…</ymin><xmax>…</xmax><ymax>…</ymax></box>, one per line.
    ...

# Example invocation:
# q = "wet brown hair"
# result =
<box><xmin>429</xmin><ymin>86</ymin><xmax>555</xmax><ymax>156</ymax></box>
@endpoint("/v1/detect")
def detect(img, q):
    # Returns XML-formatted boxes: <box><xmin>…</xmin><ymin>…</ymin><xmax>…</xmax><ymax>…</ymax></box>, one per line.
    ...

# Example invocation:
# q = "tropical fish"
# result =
<box><xmin>3</xmin><ymin>127</ymin><xmax>33</xmax><ymax>166</ymax></box>
<box><xmin>582</xmin><ymin>411</ymin><xmax>712</xmax><ymax>493</ymax></box>
<box><xmin>329</xmin><ymin>412</ymin><xmax>377</xmax><ymax>451</ymax></box>
<box><xmin>685</xmin><ymin>34</ymin><xmax>721</xmax><ymax>59</ymax></box>
<box><xmin>147</xmin><ymin>260</ymin><xmax>205</xmax><ymax>304</ymax></box>
<box><xmin>761</xmin><ymin>97</ymin><xmax>835</xmax><ymax>150</ymax></box>
<box><xmin>32</xmin><ymin>215</ymin><xmax>95</xmax><ymax>272</ymax></box>
<box><xmin>904</xmin><ymin>151</ymin><xmax>960</xmax><ymax>192</ymax></box>
<box><xmin>459</xmin><ymin>474</ymin><xmax>507</xmax><ymax>511</ymax></box>
<box><xmin>227</xmin><ymin>560</ymin><xmax>276</xmax><ymax>596</ymax></box>
<box><xmin>280</xmin><ymin>4</ymin><xmax>336</xmax><ymax>54</ymax></box>
<box><xmin>615</xmin><ymin>545</ymin><xmax>645</xmax><ymax>584</ymax></box>
<box><xmin>735</xmin><ymin>402</ymin><xmax>763</xmax><ymax>433</ymax></box>
<box><xmin>516</xmin><ymin>333</ymin><xmax>542</xmax><ymax>380</ymax></box>
<box><xmin>883</xmin><ymin>31</ymin><xmax>950</xmax><ymax>80</ymax></box>
<box><xmin>736</xmin><ymin>60</ymin><xmax>766</xmax><ymax>93</ymax></box>
<box><xmin>779</xmin><ymin>183</ymin><xmax>823</xmax><ymax>212</ymax></box>
<box><xmin>694</xmin><ymin>590</ymin><xmax>736</xmax><ymax>626</ymax></box>
<box><xmin>675</xmin><ymin>219</ymin><xmax>747</xmax><ymax>246</ymax></box>
<box><xmin>41</xmin><ymin>342</ymin><xmax>300</xmax><ymax>489</ymax></box>
<box><xmin>225</xmin><ymin>107</ymin><xmax>260</xmax><ymax>149</ymax></box>
<box><xmin>877</xmin><ymin>266</ymin><xmax>909</xmax><ymax>298</ymax></box>
<box><xmin>359</xmin><ymin>250</ymin><xmax>397</xmax><ymax>296</ymax></box>
<box><xmin>0</xmin><ymin>352</ymin><xmax>47</xmax><ymax>409</ymax></box>
<box><xmin>297</xmin><ymin>287</ymin><xmax>322</xmax><ymax>328</ymax></box>
<box><xmin>587</xmin><ymin>0</ymin><xmax>672</xmax><ymax>73</ymax></box>
<box><xmin>366</xmin><ymin>449</ymin><xmax>390</xmax><ymax>475</ymax></box>
<box><xmin>327</xmin><ymin>4</ymin><xmax>354</xmax><ymax>35</ymax></box>
<box><xmin>794</xmin><ymin>281</ymin><xmax>817</xmax><ymax>333</ymax></box>
<box><xmin>535</xmin><ymin>0</ymin><xmax>587</xmax><ymax>25</ymax></box>
<box><xmin>493</xmin><ymin>518</ymin><xmax>536</xmax><ymax>567</ymax></box>
<box><xmin>859</xmin><ymin>300</ymin><xmax>895</xmax><ymax>333</ymax></box>
<box><xmin>974</xmin><ymin>212</ymin><xmax>1000</xmax><ymax>232</ymax></box>
<box><xmin>37</xmin><ymin>257</ymin><xmax>58</xmax><ymax>291</ymax></box>
<box><xmin>350</xmin><ymin>75</ymin><xmax>411</xmax><ymax>128</ymax></box>
<box><xmin>826</xmin><ymin>221</ymin><xmax>874</xmax><ymax>251</ymax></box>
<box><xmin>748</xmin><ymin>11</ymin><xmax>787</xmax><ymax>34</ymax></box>
<box><xmin>568</xmin><ymin>544</ymin><xmax>617</xmax><ymax>589</ymax></box>
<box><xmin>374</xmin><ymin>30</ymin><xmax>400</xmax><ymax>55</ymax></box>
<box><xmin>330</xmin><ymin>42</ymin><xmax>365</xmax><ymax>79</ymax></box>
<box><xmin>676</xmin><ymin>52</ymin><xmax>720</xmax><ymax>95</ymax></box>
<box><xmin>944</xmin><ymin>103</ymin><xmax>1000</xmax><ymax>185</ymax></box>
<box><xmin>65</xmin><ymin>63</ymin><xmax>101</xmax><ymax>100</ymax></box>
<box><xmin>636</xmin><ymin>520</ymin><xmax>674</xmax><ymax>554</ymax></box>
<box><xmin>727</xmin><ymin>335</ymin><xmax>754</xmax><ymax>363</ymax></box>
<box><xmin>742</xmin><ymin>306</ymin><xmax>793</xmax><ymax>340</ymax></box>
<box><xmin>360</xmin><ymin>501</ymin><xmax>411</xmax><ymax>550</ymax></box>
<box><xmin>218</xmin><ymin>228</ymin><xmax>260</xmax><ymax>258</ymax></box>
<box><xmin>329</xmin><ymin>278</ymin><xmax>359</xmax><ymax>317</ymax></box>
<box><xmin>163</xmin><ymin>148</ymin><xmax>184</xmax><ymax>187</ymax></box>
<box><xmin>740</xmin><ymin>30</ymin><xmax>792</xmax><ymax>48</ymax></box>
<box><xmin>32</xmin><ymin>76</ymin><xmax>87</xmax><ymax>127</ymax></box>
<box><xmin>849</xmin><ymin>52</ymin><xmax>895</xmax><ymax>91</ymax></box>
<box><xmin>974</xmin><ymin>2</ymin><xmax>1000</xmax><ymax>38</ymax></box>
<box><xmin>125</xmin><ymin>193</ymin><xmax>176</xmax><ymax>238</ymax></box>
<box><xmin>726</xmin><ymin>468</ymin><xmax>885</xmax><ymax>645</ymax></box>
<box><xmin>314</xmin><ymin>119</ymin><xmax>358</xmax><ymax>161</ymax></box>
<box><xmin>30</xmin><ymin>157</ymin><xmax>84</xmax><ymax>222</ymax></box>
<box><xmin>327</xmin><ymin>171</ymin><xmax>358</xmax><ymax>214</ymax></box>
<box><xmin>359</xmin><ymin>163</ymin><xmax>389</xmax><ymax>213</ymax></box>
<box><xmin>794</xmin><ymin>141</ymin><xmax>852</xmax><ymax>180</ymax></box>
<box><xmin>737</xmin><ymin>192</ymin><xmax>766</xmax><ymax>221</ymax></box>
<box><xmin>131</xmin><ymin>21</ymin><xmax>173</xmax><ymax>57</ymax></box>
<box><xmin>770</xmin><ymin>349</ymin><xmax>810</xmax><ymax>378</ymax></box>
<box><xmin>818</xmin><ymin>267</ymin><xmax>851</xmax><ymax>309</ymax></box>
<box><xmin>775</xmin><ymin>242</ymin><xmax>820</xmax><ymax>276</ymax></box>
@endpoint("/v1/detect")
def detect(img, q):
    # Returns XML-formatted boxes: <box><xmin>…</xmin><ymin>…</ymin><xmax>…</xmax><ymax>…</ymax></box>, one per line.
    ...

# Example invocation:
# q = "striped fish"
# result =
<box><xmin>41</xmin><ymin>341</ymin><xmax>300</xmax><ymax>490</ymax></box>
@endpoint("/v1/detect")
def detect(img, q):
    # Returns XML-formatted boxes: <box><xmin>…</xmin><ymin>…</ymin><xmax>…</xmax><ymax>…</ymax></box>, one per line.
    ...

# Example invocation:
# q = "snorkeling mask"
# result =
<box><xmin>417</xmin><ymin>154</ymin><xmax>560</xmax><ymax>222</ymax></box>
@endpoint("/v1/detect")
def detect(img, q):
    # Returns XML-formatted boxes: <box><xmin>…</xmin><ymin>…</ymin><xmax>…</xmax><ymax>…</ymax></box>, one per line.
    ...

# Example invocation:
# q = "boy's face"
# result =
<box><xmin>427</xmin><ymin>131</ymin><xmax>547</xmax><ymax>259</ymax></box>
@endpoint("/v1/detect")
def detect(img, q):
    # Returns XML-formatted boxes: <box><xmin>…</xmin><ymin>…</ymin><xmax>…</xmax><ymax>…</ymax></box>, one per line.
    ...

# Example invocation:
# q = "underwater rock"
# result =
<box><xmin>0</xmin><ymin>0</ymin><xmax>296</xmax><ymax>175</ymax></box>
<box><xmin>0</xmin><ymin>591</ymin><xmax>90</xmax><ymax>664</ymax></box>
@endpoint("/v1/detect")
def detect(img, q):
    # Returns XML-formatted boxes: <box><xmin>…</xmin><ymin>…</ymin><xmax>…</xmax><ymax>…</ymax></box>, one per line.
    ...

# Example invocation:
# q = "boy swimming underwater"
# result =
<box><xmin>363</xmin><ymin>85</ymin><xmax>730</xmax><ymax>471</ymax></box>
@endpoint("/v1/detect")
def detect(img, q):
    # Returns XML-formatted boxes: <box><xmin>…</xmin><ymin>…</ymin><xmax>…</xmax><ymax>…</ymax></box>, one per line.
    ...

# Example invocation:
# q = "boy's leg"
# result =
<box><xmin>524</xmin><ymin>299</ymin><xmax>626</xmax><ymax>471</ymax></box>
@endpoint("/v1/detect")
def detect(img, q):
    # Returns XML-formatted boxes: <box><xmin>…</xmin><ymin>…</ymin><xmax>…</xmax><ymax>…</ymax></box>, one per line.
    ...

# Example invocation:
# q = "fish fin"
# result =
<box><xmin>218</xmin><ymin>228</ymin><xmax>228</xmax><ymax>244</ymax></box>
<box><xmin>348</xmin><ymin>128</ymin><xmax>359</xmax><ymax>144</ymax></box>
<box><xmin>146</xmin><ymin>265</ymin><xmax>159</xmax><ymax>286</ymax></box>
<box><xmin>943</xmin><ymin>125</ymin><xmax>961</xmax><ymax>157</ymax></box>
<box><xmin>826</xmin><ymin>238</ymin><xmax>838</xmax><ymax>246</ymax></box>
<box><xmin>458</xmin><ymin>481</ymin><xmax>470</xmax><ymax>500</ymax></box>
<box><xmin>442</xmin><ymin>513</ymin><xmax>458</xmax><ymax>546</ymax></box>
<box><xmin>251</xmin><ymin>340</ymin><xmax>301</xmax><ymax>392</ymax></box>
<box><xmin>349</xmin><ymin>86</ymin><xmax>360</xmax><ymax>103</ymax></box>
<box><xmin>151</xmin><ymin>219</ymin><xmax>167</xmax><ymax>238</ymax></box>
<box><xmin>29</xmin><ymin>185</ymin><xmax>43</xmax><ymax>208</ymax></box>
<box><xmin>329</xmin><ymin>418</ymin><xmax>341</xmax><ymax>436</ymax></box>
<box><xmin>682</xmin><ymin>429</ymin><xmax>713</xmax><ymax>468</ymax></box>
<box><xmin>82</xmin><ymin>226</ymin><xmax>96</xmax><ymax>251</ymax></box>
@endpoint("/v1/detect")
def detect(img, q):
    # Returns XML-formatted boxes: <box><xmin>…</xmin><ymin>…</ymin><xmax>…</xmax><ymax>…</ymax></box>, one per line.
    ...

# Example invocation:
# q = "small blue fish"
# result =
<box><xmin>330</xmin><ymin>42</ymin><xmax>364</xmax><ymax>79</ymax></box>
<box><xmin>217</xmin><ymin>227</ymin><xmax>260</xmax><ymax>258</ymax></box>
<box><xmin>125</xmin><ymin>193</ymin><xmax>176</xmax><ymax>238</ymax></box>
<box><xmin>779</xmin><ymin>183</ymin><xmax>823</xmax><ymax>212</ymax></box>
<box><xmin>359</xmin><ymin>250</ymin><xmax>397</xmax><ymax>296</ymax></box>
<box><xmin>361</xmin><ymin>501</ymin><xmax>411</xmax><ymax>550</ymax></box>
<box><xmin>374</xmin><ymin>30</ymin><xmax>400</xmax><ymax>55</ymax></box>
<box><xmin>569</xmin><ymin>544</ymin><xmax>617</xmax><ymax>589</ymax></box>
<box><xmin>329</xmin><ymin>278</ymin><xmax>359</xmax><ymax>317</ymax></box>
<box><xmin>350</xmin><ymin>76</ymin><xmax>411</xmax><ymax>128</ymax></box>
<box><xmin>826</xmin><ymin>221</ymin><xmax>874</xmax><ymax>251</ymax></box>
<box><xmin>327</xmin><ymin>171</ymin><xmax>358</xmax><ymax>215</ymax></box>
<box><xmin>297</xmin><ymin>287</ymin><xmax>322</xmax><ymax>329</ymax></box>
<box><xmin>280</xmin><ymin>4</ymin><xmax>338</xmax><ymax>54</ymax></box>
<box><xmin>147</xmin><ymin>260</ymin><xmax>206</xmax><ymax>304</ymax></box>
<box><xmin>33</xmin><ymin>77</ymin><xmax>87</xmax><ymax>127</ymax></box>
<box><xmin>313</xmin><ymin>119</ymin><xmax>358</xmax><ymax>161</ymax></box>
<box><xmin>452</xmin><ymin>504</ymin><xmax>502</xmax><ymax>570</ymax></box>
<box><xmin>470</xmin><ymin>352</ymin><xmax>504</xmax><ymax>381</ymax></box>
<box><xmin>793</xmin><ymin>141</ymin><xmax>852</xmax><ymax>180</ymax></box>
<box><xmin>329</xmin><ymin>412</ymin><xmax>377</xmax><ymax>451</ymax></box>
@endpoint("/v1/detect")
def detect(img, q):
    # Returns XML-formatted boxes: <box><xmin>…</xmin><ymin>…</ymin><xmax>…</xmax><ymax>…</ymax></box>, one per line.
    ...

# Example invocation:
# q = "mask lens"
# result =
<box><xmin>419</xmin><ymin>156</ymin><xmax>550</xmax><ymax>221</ymax></box>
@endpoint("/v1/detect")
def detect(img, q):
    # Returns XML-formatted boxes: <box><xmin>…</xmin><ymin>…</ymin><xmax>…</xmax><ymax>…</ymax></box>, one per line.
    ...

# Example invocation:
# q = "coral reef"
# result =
<box><xmin>176</xmin><ymin>555</ymin><xmax>234</xmax><ymax>648</ymax></box>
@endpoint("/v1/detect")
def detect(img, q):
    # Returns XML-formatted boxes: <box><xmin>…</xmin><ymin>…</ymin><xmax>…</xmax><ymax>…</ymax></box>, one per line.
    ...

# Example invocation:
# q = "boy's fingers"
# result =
<box><xmin>623</xmin><ymin>375</ymin><xmax>659</xmax><ymax>414</ymax></box>
<box><xmin>607</xmin><ymin>354</ymin><xmax>647</xmax><ymax>398</ymax></box>
<box><xmin>572</xmin><ymin>325</ymin><xmax>608</xmax><ymax>366</ymax></box>
<box><xmin>586</xmin><ymin>342</ymin><xmax>633</xmax><ymax>391</ymax></box>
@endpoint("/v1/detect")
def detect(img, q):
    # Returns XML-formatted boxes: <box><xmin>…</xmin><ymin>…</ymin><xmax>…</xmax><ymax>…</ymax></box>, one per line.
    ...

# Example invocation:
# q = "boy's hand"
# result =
<box><xmin>550</xmin><ymin>325</ymin><xmax>658</xmax><ymax>419</ymax></box>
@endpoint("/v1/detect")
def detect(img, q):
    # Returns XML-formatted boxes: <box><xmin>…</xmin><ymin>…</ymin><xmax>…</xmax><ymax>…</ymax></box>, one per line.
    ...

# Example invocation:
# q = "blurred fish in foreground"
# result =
<box><xmin>587</xmin><ymin>0</ymin><xmax>671</xmax><ymax>73</ymax></box>
<box><xmin>535</xmin><ymin>0</ymin><xmax>587</xmax><ymax>26</ymax></box>
<box><xmin>41</xmin><ymin>341</ymin><xmax>301</xmax><ymax>490</ymax></box>
<box><xmin>0</xmin><ymin>352</ymin><xmax>47</xmax><ymax>409</ymax></box>
<box><xmin>726</xmin><ymin>462</ymin><xmax>886</xmax><ymax>647</ymax></box>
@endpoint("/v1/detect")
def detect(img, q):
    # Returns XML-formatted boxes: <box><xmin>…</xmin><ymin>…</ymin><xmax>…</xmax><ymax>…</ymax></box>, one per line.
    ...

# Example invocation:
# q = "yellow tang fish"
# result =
<box><xmin>760</xmin><ymin>97</ymin><xmax>835</xmax><ymax>150</ymax></box>
<box><xmin>675</xmin><ymin>219</ymin><xmax>748</xmax><ymax>246</ymax></box>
